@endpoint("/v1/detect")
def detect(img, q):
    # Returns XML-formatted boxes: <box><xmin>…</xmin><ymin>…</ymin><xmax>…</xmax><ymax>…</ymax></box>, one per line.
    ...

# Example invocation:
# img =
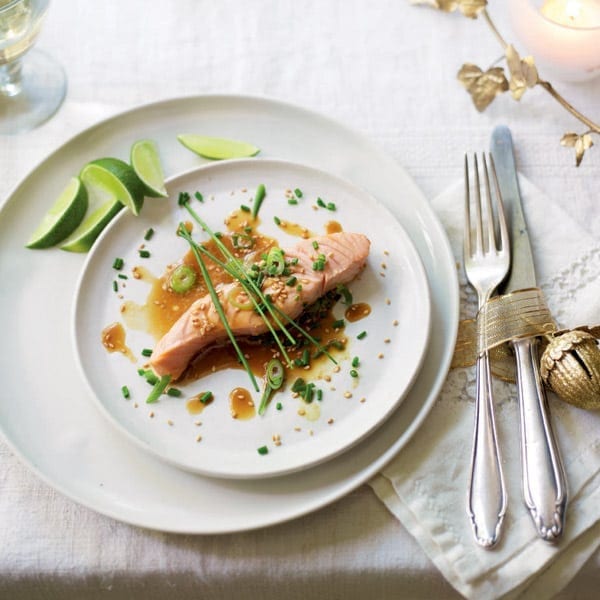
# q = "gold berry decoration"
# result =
<box><xmin>540</xmin><ymin>330</ymin><xmax>600</xmax><ymax>410</ymax></box>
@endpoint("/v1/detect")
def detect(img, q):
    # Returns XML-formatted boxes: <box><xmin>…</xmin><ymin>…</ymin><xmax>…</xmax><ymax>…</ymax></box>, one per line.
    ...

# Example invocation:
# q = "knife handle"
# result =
<box><xmin>513</xmin><ymin>337</ymin><xmax>568</xmax><ymax>541</ymax></box>
<box><xmin>467</xmin><ymin>350</ymin><xmax>507</xmax><ymax>548</ymax></box>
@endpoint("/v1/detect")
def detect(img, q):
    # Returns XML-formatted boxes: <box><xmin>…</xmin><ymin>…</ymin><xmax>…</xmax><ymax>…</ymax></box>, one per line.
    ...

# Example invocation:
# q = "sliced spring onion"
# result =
<box><xmin>146</xmin><ymin>374</ymin><xmax>171</xmax><ymax>403</ymax></box>
<box><xmin>257</xmin><ymin>445</ymin><xmax>269</xmax><ymax>455</ymax></box>
<box><xmin>121</xmin><ymin>385</ymin><xmax>130</xmax><ymax>399</ymax></box>
<box><xmin>170</xmin><ymin>264</ymin><xmax>197</xmax><ymax>293</ymax></box>
<box><xmin>267</xmin><ymin>359</ymin><xmax>284</xmax><ymax>389</ymax></box>
<box><xmin>232</xmin><ymin>232</ymin><xmax>254</xmax><ymax>249</ymax></box>
<box><xmin>258</xmin><ymin>358</ymin><xmax>285</xmax><ymax>415</ymax></box>
<box><xmin>252</xmin><ymin>183</ymin><xmax>266</xmax><ymax>219</ymax></box>
<box><xmin>266</xmin><ymin>247</ymin><xmax>285</xmax><ymax>276</ymax></box>
<box><xmin>112</xmin><ymin>257</ymin><xmax>124</xmax><ymax>270</ymax></box>
<box><xmin>144</xmin><ymin>228</ymin><xmax>154</xmax><ymax>240</ymax></box>
<box><xmin>226</xmin><ymin>285</ymin><xmax>253</xmax><ymax>310</ymax></box>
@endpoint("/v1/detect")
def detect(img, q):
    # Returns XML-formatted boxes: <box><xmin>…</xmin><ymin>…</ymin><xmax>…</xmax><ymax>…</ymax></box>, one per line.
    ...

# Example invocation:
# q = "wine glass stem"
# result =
<box><xmin>0</xmin><ymin>59</ymin><xmax>24</xmax><ymax>97</ymax></box>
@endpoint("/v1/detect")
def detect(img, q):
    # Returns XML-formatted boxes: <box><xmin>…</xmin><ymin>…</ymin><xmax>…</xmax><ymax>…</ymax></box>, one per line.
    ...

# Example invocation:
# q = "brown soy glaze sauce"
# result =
<box><xmin>345</xmin><ymin>302</ymin><xmax>371</xmax><ymax>323</ymax></box>
<box><xmin>101</xmin><ymin>322</ymin><xmax>135</xmax><ymax>362</ymax></box>
<box><xmin>117</xmin><ymin>210</ymin><xmax>357</xmax><ymax>419</ymax></box>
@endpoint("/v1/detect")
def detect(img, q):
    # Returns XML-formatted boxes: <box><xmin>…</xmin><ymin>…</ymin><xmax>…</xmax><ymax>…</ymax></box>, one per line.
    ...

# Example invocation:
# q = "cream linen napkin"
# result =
<box><xmin>371</xmin><ymin>176</ymin><xmax>600</xmax><ymax>600</ymax></box>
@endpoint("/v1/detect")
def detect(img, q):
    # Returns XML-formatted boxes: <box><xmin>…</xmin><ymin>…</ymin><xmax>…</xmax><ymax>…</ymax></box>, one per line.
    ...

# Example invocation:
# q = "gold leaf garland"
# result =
<box><xmin>412</xmin><ymin>0</ymin><xmax>600</xmax><ymax>166</ymax></box>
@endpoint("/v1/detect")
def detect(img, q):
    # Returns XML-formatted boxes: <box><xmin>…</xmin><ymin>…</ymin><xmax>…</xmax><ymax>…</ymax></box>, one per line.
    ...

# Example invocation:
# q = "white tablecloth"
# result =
<box><xmin>1</xmin><ymin>1</ymin><xmax>599</xmax><ymax>598</ymax></box>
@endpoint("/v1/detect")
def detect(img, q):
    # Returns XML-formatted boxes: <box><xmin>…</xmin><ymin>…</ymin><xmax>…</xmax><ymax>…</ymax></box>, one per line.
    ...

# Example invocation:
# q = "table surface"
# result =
<box><xmin>1</xmin><ymin>1</ymin><xmax>598</xmax><ymax>598</ymax></box>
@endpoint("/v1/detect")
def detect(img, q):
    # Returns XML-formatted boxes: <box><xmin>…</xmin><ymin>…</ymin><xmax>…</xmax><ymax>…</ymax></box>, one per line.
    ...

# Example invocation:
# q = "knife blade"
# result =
<box><xmin>491</xmin><ymin>125</ymin><xmax>568</xmax><ymax>541</ymax></box>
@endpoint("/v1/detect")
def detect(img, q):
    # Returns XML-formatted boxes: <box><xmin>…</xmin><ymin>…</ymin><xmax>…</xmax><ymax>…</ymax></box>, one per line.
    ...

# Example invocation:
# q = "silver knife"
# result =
<box><xmin>491</xmin><ymin>125</ymin><xmax>568</xmax><ymax>541</ymax></box>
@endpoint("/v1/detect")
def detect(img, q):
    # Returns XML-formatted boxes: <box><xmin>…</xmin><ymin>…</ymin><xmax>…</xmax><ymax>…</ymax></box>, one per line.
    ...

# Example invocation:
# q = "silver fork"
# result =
<box><xmin>464</xmin><ymin>153</ymin><xmax>510</xmax><ymax>548</ymax></box>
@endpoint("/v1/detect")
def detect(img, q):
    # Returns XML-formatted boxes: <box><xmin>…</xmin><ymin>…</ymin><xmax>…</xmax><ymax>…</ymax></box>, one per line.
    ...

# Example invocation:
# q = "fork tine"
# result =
<box><xmin>473</xmin><ymin>154</ymin><xmax>484</xmax><ymax>255</ymax></box>
<box><xmin>481</xmin><ymin>153</ymin><xmax>497</xmax><ymax>252</ymax></box>
<box><xmin>488</xmin><ymin>154</ymin><xmax>509</xmax><ymax>254</ymax></box>
<box><xmin>464</xmin><ymin>154</ymin><xmax>472</xmax><ymax>257</ymax></box>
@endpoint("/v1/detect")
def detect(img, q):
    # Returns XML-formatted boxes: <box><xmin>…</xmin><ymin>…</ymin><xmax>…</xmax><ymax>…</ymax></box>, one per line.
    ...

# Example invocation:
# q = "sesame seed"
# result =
<box><xmin>381</xmin><ymin>263</ymin><xmax>387</xmax><ymax>269</ymax></box>
<box><xmin>378</xmin><ymin>353</ymin><xmax>384</xmax><ymax>359</ymax></box>
<box><xmin>298</xmin><ymin>409</ymin><xmax>306</xmax><ymax>416</ymax></box>
<box><xmin>344</xmin><ymin>391</ymin><xmax>352</xmax><ymax>399</ymax></box>
<box><xmin>167</xmin><ymin>419</ymin><xmax>174</xmax><ymax>426</ymax></box>
<box><xmin>309</xmin><ymin>429</ymin><xmax>314</xmax><ymax>436</ymax></box>
<box><xmin>384</xmin><ymin>338</ymin><xmax>391</xmax><ymax>343</ymax></box>
<box><xmin>379</xmin><ymin>272</ymin><xmax>386</xmax><ymax>278</ymax></box>
<box><xmin>333</xmin><ymin>365</ymin><xmax>341</xmax><ymax>373</ymax></box>
<box><xmin>149</xmin><ymin>411</ymin><xmax>155</xmax><ymax>418</ymax></box>
<box><xmin>393</xmin><ymin>320</ymin><xmax>399</xmax><ymax>326</ymax></box>
<box><xmin>195</xmin><ymin>434</ymin><xmax>203</xmax><ymax>442</ymax></box>
<box><xmin>386</xmin><ymin>298</ymin><xmax>391</xmax><ymax>305</ymax></box>
<box><xmin>327</xmin><ymin>418</ymin><xmax>334</xmax><ymax>424</ymax></box>
<box><xmin>294</xmin><ymin>426</ymin><xmax>302</xmax><ymax>432</ymax></box>
<box><xmin>194</xmin><ymin>420</ymin><xmax>202</xmax><ymax>426</ymax></box>
<box><xmin>384</xmin><ymin>250</ymin><xmax>390</xmax><ymax>256</ymax></box>
<box><xmin>133</xmin><ymin>403</ymin><xmax>138</xmax><ymax>408</ymax></box>
<box><xmin>360</xmin><ymin>397</ymin><xmax>366</xmax><ymax>403</ymax></box>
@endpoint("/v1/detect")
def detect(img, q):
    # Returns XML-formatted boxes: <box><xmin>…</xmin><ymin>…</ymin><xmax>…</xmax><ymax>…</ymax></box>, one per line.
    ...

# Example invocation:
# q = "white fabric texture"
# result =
<box><xmin>1</xmin><ymin>1</ymin><xmax>600</xmax><ymax>598</ymax></box>
<box><xmin>372</xmin><ymin>176</ymin><xmax>600</xmax><ymax>599</ymax></box>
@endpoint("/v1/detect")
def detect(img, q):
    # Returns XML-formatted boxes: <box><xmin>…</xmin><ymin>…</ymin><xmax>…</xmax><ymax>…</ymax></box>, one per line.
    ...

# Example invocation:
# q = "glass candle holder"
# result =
<box><xmin>508</xmin><ymin>0</ymin><xmax>600</xmax><ymax>82</ymax></box>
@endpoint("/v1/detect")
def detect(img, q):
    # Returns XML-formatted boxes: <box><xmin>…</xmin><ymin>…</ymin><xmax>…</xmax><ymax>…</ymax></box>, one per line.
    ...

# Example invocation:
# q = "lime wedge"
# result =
<box><xmin>130</xmin><ymin>139</ymin><xmax>168</xmax><ymax>198</ymax></box>
<box><xmin>81</xmin><ymin>158</ymin><xmax>145</xmax><ymax>216</ymax></box>
<box><xmin>177</xmin><ymin>134</ymin><xmax>260</xmax><ymax>160</ymax></box>
<box><xmin>26</xmin><ymin>177</ymin><xmax>88</xmax><ymax>249</ymax></box>
<box><xmin>61</xmin><ymin>198</ymin><xmax>123</xmax><ymax>253</ymax></box>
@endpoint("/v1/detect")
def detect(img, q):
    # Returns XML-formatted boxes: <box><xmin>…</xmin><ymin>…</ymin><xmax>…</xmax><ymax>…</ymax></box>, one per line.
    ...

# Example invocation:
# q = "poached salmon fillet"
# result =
<box><xmin>150</xmin><ymin>232</ymin><xmax>370</xmax><ymax>380</ymax></box>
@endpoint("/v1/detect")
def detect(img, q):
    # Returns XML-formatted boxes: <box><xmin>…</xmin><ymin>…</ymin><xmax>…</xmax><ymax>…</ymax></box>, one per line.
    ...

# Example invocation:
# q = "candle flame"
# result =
<box><xmin>565</xmin><ymin>0</ymin><xmax>582</xmax><ymax>20</ymax></box>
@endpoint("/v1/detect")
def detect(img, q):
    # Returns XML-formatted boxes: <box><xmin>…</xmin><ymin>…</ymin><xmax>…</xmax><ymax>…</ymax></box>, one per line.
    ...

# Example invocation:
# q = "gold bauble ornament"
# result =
<box><xmin>540</xmin><ymin>330</ymin><xmax>600</xmax><ymax>410</ymax></box>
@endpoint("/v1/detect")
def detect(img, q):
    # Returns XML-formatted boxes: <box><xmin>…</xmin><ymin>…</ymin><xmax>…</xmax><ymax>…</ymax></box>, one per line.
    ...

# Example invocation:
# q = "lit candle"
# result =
<box><xmin>508</xmin><ymin>0</ymin><xmax>600</xmax><ymax>81</ymax></box>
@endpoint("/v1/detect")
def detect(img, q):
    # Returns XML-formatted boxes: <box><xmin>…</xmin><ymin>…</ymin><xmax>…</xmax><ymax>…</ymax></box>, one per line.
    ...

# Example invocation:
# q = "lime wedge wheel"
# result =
<box><xmin>130</xmin><ymin>139</ymin><xmax>168</xmax><ymax>198</ymax></box>
<box><xmin>61</xmin><ymin>198</ymin><xmax>123</xmax><ymax>253</ymax></box>
<box><xmin>81</xmin><ymin>158</ymin><xmax>145</xmax><ymax>216</ymax></box>
<box><xmin>26</xmin><ymin>177</ymin><xmax>88</xmax><ymax>249</ymax></box>
<box><xmin>177</xmin><ymin>134</ymin><xmax>260</xmax><ymax>160</ymax></box>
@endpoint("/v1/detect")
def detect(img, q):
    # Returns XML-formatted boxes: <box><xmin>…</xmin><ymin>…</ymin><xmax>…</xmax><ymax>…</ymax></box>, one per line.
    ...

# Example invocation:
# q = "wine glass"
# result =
<box><xmin>0</xmin><ymin>0</ymin><xmax>66</xmax><ymax>135</ymax></box>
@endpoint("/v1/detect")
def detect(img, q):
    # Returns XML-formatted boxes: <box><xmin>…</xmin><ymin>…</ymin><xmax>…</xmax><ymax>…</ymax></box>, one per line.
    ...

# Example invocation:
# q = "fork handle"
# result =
<box><xmin>513</xmin><ymin>337</ymin><xmax>567</xmax><ymax>541</ymax></box>
<box><xmin>467</xmin><ymin>350</ymin><xmax>507</xmax><ymax>548</ymax></box>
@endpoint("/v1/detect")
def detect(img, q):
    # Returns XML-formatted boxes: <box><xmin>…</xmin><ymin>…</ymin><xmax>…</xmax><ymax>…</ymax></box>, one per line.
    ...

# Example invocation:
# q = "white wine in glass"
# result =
<box><xmin>0</xmin><ymin>0</ymin><xmax>66</xmax><ymax>134</ymax></box>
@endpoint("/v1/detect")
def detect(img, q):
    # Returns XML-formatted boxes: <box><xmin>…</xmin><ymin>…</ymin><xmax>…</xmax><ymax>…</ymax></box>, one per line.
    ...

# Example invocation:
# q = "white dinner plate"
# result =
<box><xmin>0</xmin><ymin>95</ymin><xmax>458</xmax><ymax>533</ymax></box>
<box><xmin>74</xmin><ymin>159</ymin><xmax>431</xmax><ymax>478</ymax></box>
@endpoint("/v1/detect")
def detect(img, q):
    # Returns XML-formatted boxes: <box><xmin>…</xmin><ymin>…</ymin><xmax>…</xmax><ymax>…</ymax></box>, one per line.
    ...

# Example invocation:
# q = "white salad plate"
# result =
<box><xmin>0</xmin><ymin>95</ymin><xmax>458</xmax><ymax>533</ymax></box>
<box><xmin>74</xmin><ymin>159</ymin><xmax>431</xmax><ymax>479</ymax></box>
